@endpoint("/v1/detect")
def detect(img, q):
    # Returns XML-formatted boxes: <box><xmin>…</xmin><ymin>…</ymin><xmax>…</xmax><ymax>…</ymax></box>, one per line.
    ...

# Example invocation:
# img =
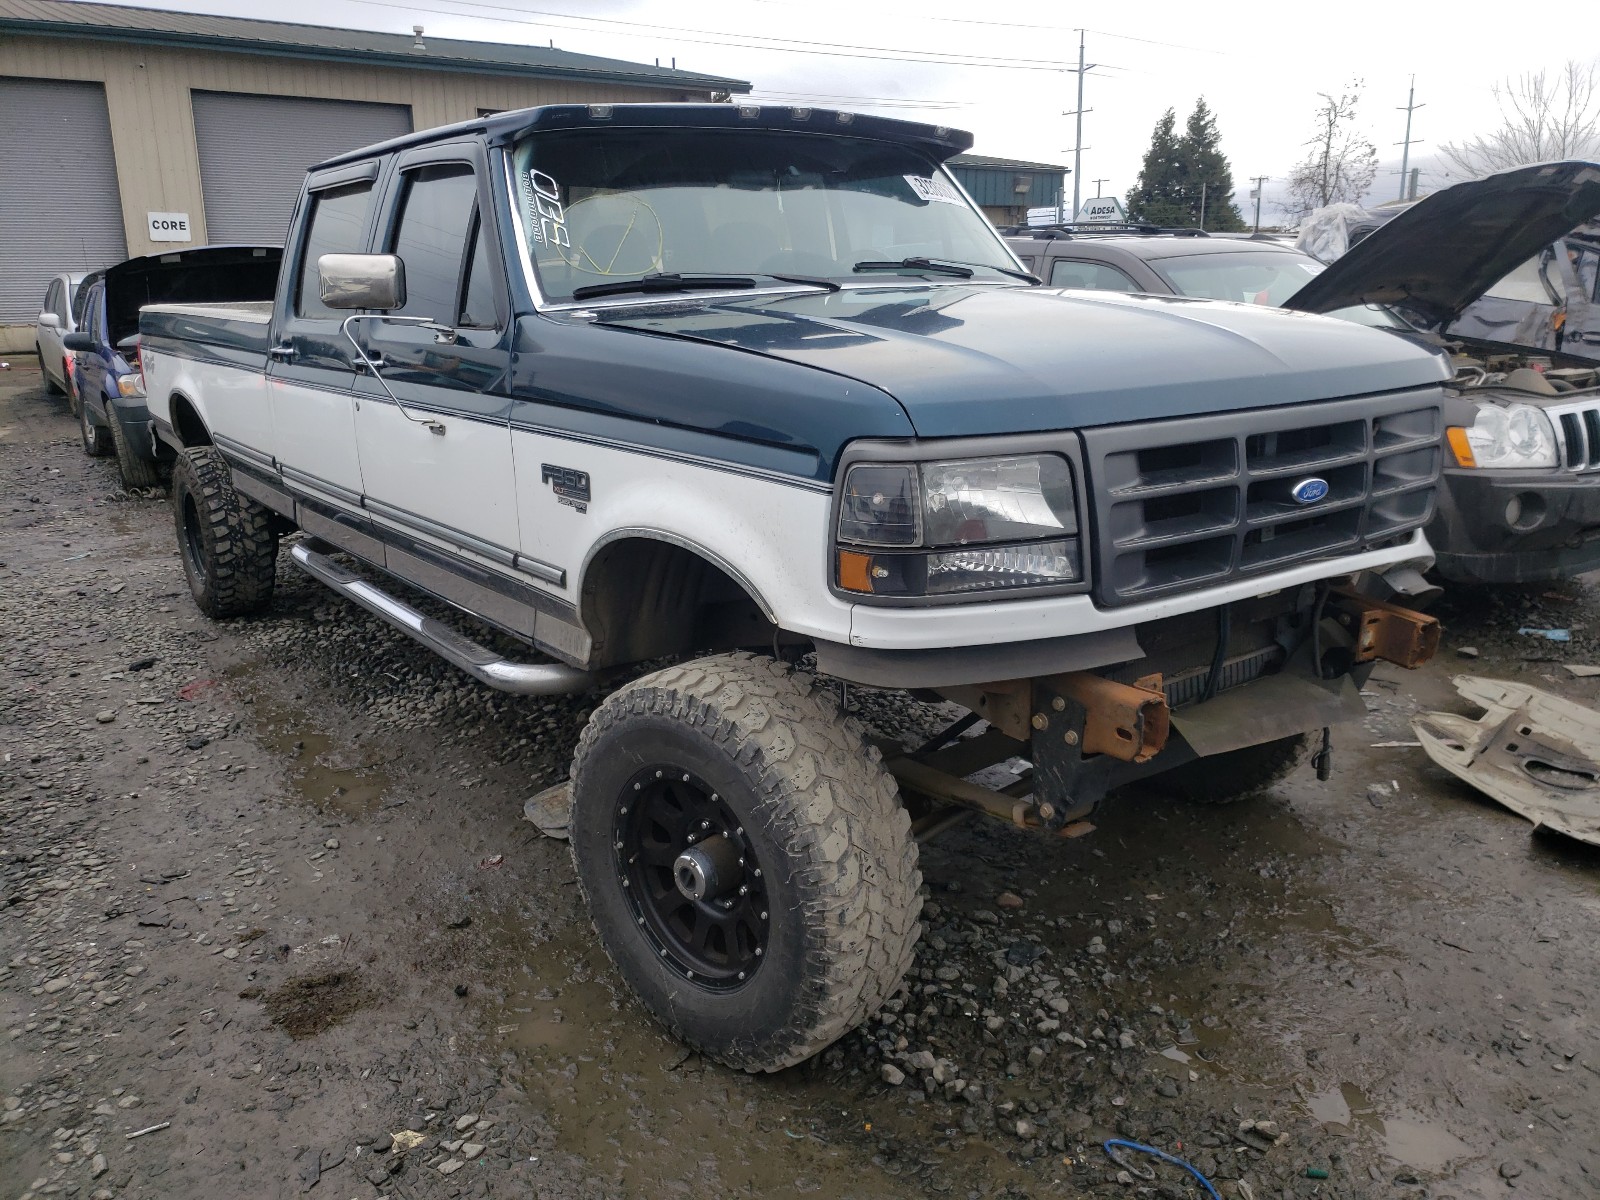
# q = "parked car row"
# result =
<box><xmin>1006</xmin><ymin>160</ymin><xmax>1600</xmax><ymax>584</ymax></box>
<box><xmin>34</xmin><ymin>246</ymin><xmax>283</xmax><ymax>488</ymax></box>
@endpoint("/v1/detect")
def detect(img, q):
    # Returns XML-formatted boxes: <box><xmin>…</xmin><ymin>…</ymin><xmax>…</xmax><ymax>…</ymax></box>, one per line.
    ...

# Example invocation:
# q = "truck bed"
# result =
<box><xmin>142</xmin><ymin>301</ymin><xmax>274</xmax><ymax>361</ymax></box>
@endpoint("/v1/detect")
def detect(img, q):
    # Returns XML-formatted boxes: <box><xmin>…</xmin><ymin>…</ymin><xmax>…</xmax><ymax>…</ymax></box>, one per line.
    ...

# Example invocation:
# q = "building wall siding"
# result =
<box><xmin>0</xmin><ymin>34</ymin><xmax>691</xmax><ymax>255</ymax></box>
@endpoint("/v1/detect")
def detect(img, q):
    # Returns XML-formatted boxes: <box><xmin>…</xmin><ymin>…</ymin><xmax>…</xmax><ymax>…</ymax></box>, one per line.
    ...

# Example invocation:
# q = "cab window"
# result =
<box><xmin>1048</xmin><ymin>258</ymin><xmax>1139</xmax><ymax>292</ymax></box>
<box><xmin>389</xmin><ymin>164</ymin><xmax>496</xmax><ymax>327</ymax></box>
<box><xmin>296</xmin><ymin>180</ymin><xmax>376</xmax><ymax>318</ymax></box>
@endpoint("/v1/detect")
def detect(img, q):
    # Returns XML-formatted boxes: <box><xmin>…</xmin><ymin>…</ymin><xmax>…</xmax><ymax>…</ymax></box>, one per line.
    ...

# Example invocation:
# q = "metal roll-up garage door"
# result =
<box><xmin>192</xmin><ymin>92</ymin><xmax>412</xmax><ymax>244</ymax></box>
<box><xmin>0</xmin><ymin>77</ymin><xmax>127</xmax><ymax>324</ymax></box>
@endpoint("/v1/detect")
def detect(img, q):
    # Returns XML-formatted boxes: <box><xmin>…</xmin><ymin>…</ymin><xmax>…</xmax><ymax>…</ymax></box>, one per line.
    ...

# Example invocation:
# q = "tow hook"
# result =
<box><xmin>1329</xmin><ymin>589</ymin><xmax>1442</xmax><ymax>669</ymax></box>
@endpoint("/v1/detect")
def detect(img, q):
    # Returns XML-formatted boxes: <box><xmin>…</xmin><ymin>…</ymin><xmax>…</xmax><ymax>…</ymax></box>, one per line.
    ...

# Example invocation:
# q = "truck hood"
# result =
<box><xmin>598</xmin><ymin>284</ymin><xmax>1448</xmax><ymax>437</ymax></box>
<box><xmin>1285</xmin><ymin>160</ymin><xmax>1600</xmax><ymax>329</ymax></box>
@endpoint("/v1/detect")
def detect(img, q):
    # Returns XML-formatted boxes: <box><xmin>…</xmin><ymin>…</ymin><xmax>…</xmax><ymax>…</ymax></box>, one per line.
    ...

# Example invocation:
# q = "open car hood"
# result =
<box><xmin>1284</xmin><ymin>160</ymin><xmax>1600</xmax><ymax>329</ymax></box>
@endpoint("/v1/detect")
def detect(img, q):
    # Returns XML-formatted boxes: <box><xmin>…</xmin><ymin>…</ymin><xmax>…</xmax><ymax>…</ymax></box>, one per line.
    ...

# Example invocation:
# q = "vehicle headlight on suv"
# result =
<box><xmin>1452</xmin><ymin>403</ymin><xmax>1558</xmax><ymax>469</ymax></box>
<box><xmin>835</xmin><ymin>454</ymin><xmax>1081</xmax><ymax>596</ymax></box>
<box><xmin>116</xmin><ymin>375</ymin><xmax>144</xmax><ymax>398</ymax></box>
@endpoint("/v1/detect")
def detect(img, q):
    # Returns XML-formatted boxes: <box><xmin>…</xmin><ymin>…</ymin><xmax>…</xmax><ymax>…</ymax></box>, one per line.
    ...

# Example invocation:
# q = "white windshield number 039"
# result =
<box><xmin>529</xmin><ymin>169</ymin><xmax>570</xmax><ymax>249</ymax></box>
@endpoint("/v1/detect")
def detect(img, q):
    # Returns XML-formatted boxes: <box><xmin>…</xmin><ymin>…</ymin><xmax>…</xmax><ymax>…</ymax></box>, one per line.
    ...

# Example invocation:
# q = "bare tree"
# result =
<box><xmin>1285</xmin><ymin>85</ymin><xmax>1379</xmax><ymax>218</ymax></box>
<box><xmin>1441</xmin><ymin>60</ymin><xmax>1600</xmax><ymax>178</ymax></box>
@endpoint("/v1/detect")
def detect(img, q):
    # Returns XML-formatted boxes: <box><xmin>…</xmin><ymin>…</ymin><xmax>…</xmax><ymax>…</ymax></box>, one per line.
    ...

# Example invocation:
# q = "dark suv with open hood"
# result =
<box><xmin>1010</xmin><ymin>160</ymin><xmax>1600</xmax><ymax>584</ymax></box>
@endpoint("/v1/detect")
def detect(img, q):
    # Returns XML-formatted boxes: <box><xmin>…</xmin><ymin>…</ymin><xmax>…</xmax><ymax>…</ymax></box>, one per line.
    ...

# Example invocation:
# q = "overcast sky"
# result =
<box><xmin>112</xmin><ymin>0</ymin><xmax>1575</xmax><ymax>219</ymax></box>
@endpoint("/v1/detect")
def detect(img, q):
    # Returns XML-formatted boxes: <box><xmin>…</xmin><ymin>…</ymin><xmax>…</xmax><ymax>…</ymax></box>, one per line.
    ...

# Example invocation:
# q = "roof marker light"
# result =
<box><xmin>836</xmin><ymin>112</ymin><xmax>854</xmax><ymax>125</ymax></box>
<box><xmin>791</xmin><ymin>108</ymin><xmax>811</xmax><ymax>121</ymax></box>
<box><xmin>588</xmin><ymin>104</ymin><xmax>613</xmax><ymax>120</ymax></box>
<box><xmin>738</xmin><ymin>105</ymin><xmax>760</xmax><ymax>119</ymax></box>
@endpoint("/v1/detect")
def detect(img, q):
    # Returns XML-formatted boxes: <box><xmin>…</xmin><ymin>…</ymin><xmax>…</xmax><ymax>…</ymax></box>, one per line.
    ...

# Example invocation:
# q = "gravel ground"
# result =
<box><xmin>3</xmin><ymin>363</ymin><xmax>1598</xmax><ymax>1200</ymax></box>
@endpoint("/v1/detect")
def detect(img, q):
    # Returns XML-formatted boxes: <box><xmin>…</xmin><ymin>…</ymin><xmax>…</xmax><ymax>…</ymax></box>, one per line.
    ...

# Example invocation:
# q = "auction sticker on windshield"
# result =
<box><xmin>905</xmin><ymin>176</ymin><xmax>966</xmax><ymax>206</ymax></box>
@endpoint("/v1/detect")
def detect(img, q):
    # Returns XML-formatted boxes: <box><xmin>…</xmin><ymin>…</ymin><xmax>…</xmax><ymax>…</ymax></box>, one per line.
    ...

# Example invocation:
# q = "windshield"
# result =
<box><xmin>1151</xmin><ymin>249</ymin><xmax>1327</xmax><ymax>307</ymax></box>
<box><xmin>509</xmin><ymin>127</ymin><xmax>1020</xmax><ymax>302</ymax></box>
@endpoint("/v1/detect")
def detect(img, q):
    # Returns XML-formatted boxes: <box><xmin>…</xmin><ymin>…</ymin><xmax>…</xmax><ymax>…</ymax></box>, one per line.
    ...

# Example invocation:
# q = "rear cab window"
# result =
<box><xmin>296</xmin><ymin>180</ymin><xmax>378</xmax><ymax>318</ymax></box>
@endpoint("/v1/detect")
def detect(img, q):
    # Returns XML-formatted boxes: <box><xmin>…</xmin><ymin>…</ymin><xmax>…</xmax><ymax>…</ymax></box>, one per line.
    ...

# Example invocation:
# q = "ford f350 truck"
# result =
<box><xmin>141</xmin><ymin>104</ymin><xmax>1454</xmax><ymax>1072</ymax></box>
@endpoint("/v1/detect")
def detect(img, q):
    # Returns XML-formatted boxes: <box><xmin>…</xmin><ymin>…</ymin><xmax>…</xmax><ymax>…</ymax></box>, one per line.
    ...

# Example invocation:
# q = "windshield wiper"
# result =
<box><xmin>762</xmin><ymin>273</ymin><xmax>842</xmax><ymax>292</ymax></box>
<box><xmin>852</xmin><ymin>256</ymin><xmax>1040</xmax><ymax>283</ymax></box>
<box><xmin>854</xmin><ymin>257</ymin><xmax>974</xmax><ymax>278</ymax></box>
<box><xmin>570</xmin><ymin>273</ymin><xmax>759</xmax><ymax>302</ymax></box>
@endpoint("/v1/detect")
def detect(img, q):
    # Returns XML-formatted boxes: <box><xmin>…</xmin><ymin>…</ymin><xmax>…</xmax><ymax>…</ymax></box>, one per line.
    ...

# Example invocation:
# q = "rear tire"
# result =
<box><xmin>171</xmin><ymin>445</ymin><xmax>278</xmax><ymax>617</ymax></box>
<box><xmin>79</xmin><ymin>396</ymin><xmax>112</xmax><ymax>457</ymax></box>
<box><xmin>569</xmin><ymin>652</ymin><xmax>921</xmax><ymax>1072</ymax></box>
<box><xmin>109</xmin><ymin>412</ymin><xmax>163</xmax><ymax>490</ymax></box>
<box><xmin>1149</xmin><ymin>733</ymin><xmax>1310</xmax><ymax>804</ymax></box>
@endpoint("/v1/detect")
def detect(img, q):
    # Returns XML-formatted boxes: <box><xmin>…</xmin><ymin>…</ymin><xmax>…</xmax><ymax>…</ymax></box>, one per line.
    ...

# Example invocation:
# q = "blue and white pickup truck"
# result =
<box><xmin>141</xmin><ymin>103</ymin><xmax>1454</xmax><ymax>1072</ymax></box>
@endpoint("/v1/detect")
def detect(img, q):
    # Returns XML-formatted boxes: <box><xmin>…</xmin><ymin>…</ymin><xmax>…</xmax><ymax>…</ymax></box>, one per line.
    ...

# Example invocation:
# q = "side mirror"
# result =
<box><xmin>318</xmin><ymin>253</ymin><xmax>406</xmax><ymax>311</ymax></box>
<box><xmin>38</xmin><ymin>312</ymin><xmax>61</xmax><ymax>330</ymax></box>
<box><xmin>62</xmin><ymin>332</ymin><xmax>96</xmax><ymax>352</ymax></box>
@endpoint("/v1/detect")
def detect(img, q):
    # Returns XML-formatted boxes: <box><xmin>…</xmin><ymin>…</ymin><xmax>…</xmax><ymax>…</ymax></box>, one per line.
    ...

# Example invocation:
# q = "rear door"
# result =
<box><xmin>37</xmin><ymin>278</ymin><xmax>67</xmax><ymax>384</ymax></box>
<box><xmin>76</xmin><ymin>283</ymin><xmax>110</xmax><ymax>417</ymax></box>
<box><xmin>352</xmin><ymin>142</ymin><xmax>520</xmax><ymax>555</ymax></box>
<box><xmin>266</xmin><ymin>163</ymin><xmax>380</xmax><ymax>504</ymax></box>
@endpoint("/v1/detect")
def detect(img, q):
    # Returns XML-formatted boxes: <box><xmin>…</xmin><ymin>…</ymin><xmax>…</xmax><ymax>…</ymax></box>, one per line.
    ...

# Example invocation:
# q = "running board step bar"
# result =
<box><xmin>290</xmin><ymin>541</ymin><xmax>594</xmax><ymax>696</ymax></box>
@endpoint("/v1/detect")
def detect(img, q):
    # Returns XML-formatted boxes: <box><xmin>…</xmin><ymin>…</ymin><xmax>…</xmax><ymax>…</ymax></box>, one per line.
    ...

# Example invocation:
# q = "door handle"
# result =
<box><xmin>355</xmin><ymin>354</ymin><xmax>386</xmax><ymax>372</ymax></box>
<box><xmin>268</xmin><ymin>343</ymin><xmax>295</xmax><ymax>361</ymax></box>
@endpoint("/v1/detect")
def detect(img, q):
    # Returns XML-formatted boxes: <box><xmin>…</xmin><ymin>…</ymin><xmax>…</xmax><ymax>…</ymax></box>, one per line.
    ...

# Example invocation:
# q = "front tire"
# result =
<box><xmin>1149</xmin><ymin>733</ymin><xmax>1310</xmax><ymax>804</ymax></box>
<box><xmin>171</xmin><ymin>446</ymin><xmax>278</xmax><ymax>617</ymax></box>
<box><xmin>569</xmin><ymin>653</ymin><xmax>921</xmax><ymax>1072</ymax></box>
<box><xmin>109</xmin><ymin>411</ymin><xmax>163</xmax><ymax>490</ymax></box>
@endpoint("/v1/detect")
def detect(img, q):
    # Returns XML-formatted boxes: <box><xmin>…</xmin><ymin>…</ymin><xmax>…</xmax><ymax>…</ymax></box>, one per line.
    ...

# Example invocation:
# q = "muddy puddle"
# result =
<box><xmin>1303</xmin><ymin>1082</ymin><xmax>1475</xmax><ymax>1171</ymax></box>
<box><xmin>227</xmin><ymin>662</ymin><xmax>393</xmax><ymax>817</ymax></box>
<box><xmin>481</xmin><ymin>927</ymin><xmax>948</xmax><ymax>1199</ymax></box>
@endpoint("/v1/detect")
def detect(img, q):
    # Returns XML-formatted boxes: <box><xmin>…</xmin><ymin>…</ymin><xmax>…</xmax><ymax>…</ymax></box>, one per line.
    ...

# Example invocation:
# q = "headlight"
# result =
<box><xmin>116</xmin><ymin>375</ymin><xmax>143</xmax><ymax>398</ymax></box>
<box><xmin>1461</xmin><ymin>403</ymin><xmax>1557</xmax><ymax>469</ymax></box>
<box><xmin>836</xmin><ymin>454</ymin><xmax>1081</xmax><ymax>596</ymax></box>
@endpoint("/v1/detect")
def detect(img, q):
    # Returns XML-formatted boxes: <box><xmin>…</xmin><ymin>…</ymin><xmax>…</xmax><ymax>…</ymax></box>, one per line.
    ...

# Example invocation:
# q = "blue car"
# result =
<box><xmin>68</xmin><ymin>245</ymin><xmax>282</xmax><ymax>487</ymax></box>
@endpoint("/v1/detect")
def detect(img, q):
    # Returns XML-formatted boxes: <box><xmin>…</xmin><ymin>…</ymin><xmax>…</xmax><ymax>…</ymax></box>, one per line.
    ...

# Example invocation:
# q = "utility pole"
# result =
<box><xmin>1063</xmin><ymin>29</ymin><xmax>1095</xmax><ymax>221</ymax></box>
<box><xmin>1199</xmin><ymin>181</ymin><xmax>1207</xmax><ymax>231</ymax></box>
<box><xmin>1093</xmin><ymin>177</ymin><xmax>1109</xmax><ymax>198</ymax></box>
<box><xmin>1250</xmin><ymin>175</ymin><xmax>1269</xmax><ymax>233</ymax></box>
<box><xmin>1396</xmin><ymin>75</ymin><xmax>1425</xmax><ymax>202</ymax></box>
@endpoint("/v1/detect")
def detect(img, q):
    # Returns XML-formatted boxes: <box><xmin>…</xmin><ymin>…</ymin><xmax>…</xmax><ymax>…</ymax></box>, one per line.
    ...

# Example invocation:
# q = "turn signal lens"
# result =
<box><xmin>1446</xmin><ymin>426</ymin><xmax>1477</xmax><ymax>468</ymax></box>
<box><xmin>837</xmin><ymin>549</ymin><xmax>875</xmax><ymax>594</ymax></box>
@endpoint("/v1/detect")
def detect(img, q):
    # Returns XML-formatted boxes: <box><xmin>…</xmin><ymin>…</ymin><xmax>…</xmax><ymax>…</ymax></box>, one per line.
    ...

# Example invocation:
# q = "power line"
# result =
<box><xmin>334</xmin><ymin>0</ymin><xmax>1083</xmax><ymax>70</ymax></box>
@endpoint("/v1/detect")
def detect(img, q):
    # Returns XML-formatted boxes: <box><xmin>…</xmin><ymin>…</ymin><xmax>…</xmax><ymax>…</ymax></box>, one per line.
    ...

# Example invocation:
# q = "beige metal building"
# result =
<box><xmin>0</xmin><ymin>0</ymin><xmax>748</xmax><ymax>350</ymax></box>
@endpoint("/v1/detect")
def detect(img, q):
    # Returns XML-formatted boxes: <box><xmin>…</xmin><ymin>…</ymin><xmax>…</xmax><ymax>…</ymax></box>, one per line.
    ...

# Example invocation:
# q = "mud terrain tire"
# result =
<box><xmin>1150</xmin><ymin>733</ymin><xmax>1310</xmax><ymax>804</ymax></box>
<box><xmin>569</xmin><ymin>652</ymin><xmax>921</xmax><ymax>1072</ymax></box>
<box><xmin>172</xmin><ymin>446</ymin><xmax>278</xmax><ymax>617</ymax></box>
<box><xmin>110</xmin><ymin>412</ymin><xmax>163</xmax><ymax>490</ymax></box>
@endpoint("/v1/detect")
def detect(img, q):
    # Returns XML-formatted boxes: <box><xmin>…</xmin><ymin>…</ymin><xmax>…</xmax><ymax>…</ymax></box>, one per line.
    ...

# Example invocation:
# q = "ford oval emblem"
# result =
<box><xmin>1291</xmin><ymin>477</ymin><xmax>1330</xmax><ymax>505</ymax></box>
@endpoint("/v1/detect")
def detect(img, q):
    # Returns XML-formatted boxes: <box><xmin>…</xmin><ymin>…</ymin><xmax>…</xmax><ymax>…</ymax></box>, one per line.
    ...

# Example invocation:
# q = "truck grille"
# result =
<box><xmin>1080</xmin><ymin>390</ymin><xmax>1442</xmax><ymax>607</ymax></box>
<box><xmin>1551</xmin><ymin>399</ymin><xmax>1600</xmax><ymax>471</ymax></box>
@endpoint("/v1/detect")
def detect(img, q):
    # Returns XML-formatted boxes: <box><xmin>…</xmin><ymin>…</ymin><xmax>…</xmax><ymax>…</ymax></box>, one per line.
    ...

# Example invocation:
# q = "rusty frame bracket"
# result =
<box><xmin>1028</xmin><ymin>672</ymin><xmax>1169</xmax><ymax>829</ymax></box>
<box><xmin>1330</xmin><ymin>588</ymin><xmax>1441</xmax><ymax>669</ymax></box>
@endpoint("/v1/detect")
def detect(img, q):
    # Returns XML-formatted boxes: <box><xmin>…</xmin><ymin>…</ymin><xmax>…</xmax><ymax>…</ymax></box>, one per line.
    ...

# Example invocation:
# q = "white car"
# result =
<box><xmin>35</xmin><ymin>270</ymin><xmax>97</xmax><ymax>408</ymax></box>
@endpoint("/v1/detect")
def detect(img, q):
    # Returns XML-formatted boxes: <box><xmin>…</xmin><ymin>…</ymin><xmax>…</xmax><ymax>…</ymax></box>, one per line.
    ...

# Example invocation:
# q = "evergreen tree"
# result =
<box><xmin>1126</xmin><ymin>109</ymin><xmax>1190</xmax><ymax>227</ymax></box>
<box><xmin>1127</xmin><ymin>100</ymin><xmax>1247</xmax><ymax>230</ymax></box>
<box><xmin>1182</xmin><ymin>99</ymin><xmax>1246</xmax><ymax>231</ymax></box>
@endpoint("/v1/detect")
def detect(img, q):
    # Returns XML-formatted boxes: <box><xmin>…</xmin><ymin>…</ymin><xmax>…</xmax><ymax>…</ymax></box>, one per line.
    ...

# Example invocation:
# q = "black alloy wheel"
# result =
<box><xmin>615</xmin><ymin>764</ymin><xmax>770</xmax><ymax>988</ymax></box>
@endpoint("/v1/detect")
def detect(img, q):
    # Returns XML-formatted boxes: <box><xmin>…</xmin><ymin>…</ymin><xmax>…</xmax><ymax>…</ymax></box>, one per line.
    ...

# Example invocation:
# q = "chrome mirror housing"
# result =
<box><xmin>318</xmin><ymin>253</ymin><xmax>405</xmax><ymax>310</ymax></box>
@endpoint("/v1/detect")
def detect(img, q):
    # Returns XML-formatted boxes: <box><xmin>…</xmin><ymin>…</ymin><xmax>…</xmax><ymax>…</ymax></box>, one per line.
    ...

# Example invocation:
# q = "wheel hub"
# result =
<box><xmin>673</xmin><ymin>834</ymin><xmax>742</xmax><ymax>901</ymax></box>
<box><xmin>614</xmin><ymin>766</ymin><xmax>770</xmax><ymax>989</ymax></box>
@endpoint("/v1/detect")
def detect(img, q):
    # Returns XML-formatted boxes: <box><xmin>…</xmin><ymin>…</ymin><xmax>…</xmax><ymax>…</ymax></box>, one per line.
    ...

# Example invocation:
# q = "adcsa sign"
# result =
<box><xmin>1074</xmin><ymin>197</ymin><xmax>1127</xmax><ymax>224</ymax></box>
<box><xmin>147</xmin><ymin>212</ymin><xmax>192</xmax><ymax>242</ymax></box>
